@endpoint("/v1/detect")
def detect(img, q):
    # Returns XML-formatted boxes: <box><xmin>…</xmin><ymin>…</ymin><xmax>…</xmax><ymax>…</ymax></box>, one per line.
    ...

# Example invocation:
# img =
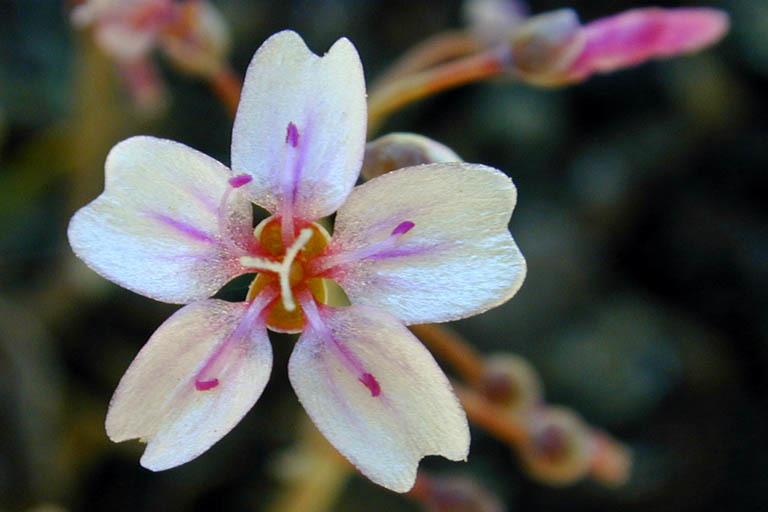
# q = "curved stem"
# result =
<box><xmin>367</xmin><ymin>50</ymin><xmax>506</xmax><ymax>136</ymax></box>
<box><xmin>455</xmin><ymin>384</ymin><xmax>529</xmax><ymax>446</ymax></box>
<box><xmin>409</xmin><ymin>323</ymin><xmax>486</xmax><ymax>385</ymax></box>
<box><xmin>371</xmin><ymin>30</ymin><xmax>483</xmax><ymax>91</ymax></box>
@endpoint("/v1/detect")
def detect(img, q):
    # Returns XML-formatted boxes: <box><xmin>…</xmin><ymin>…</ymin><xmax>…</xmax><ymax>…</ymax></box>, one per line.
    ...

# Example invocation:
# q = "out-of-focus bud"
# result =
<box><xmin>361</xmin><ymin>132</ymin><xmax>462</xmax><ymax>181</ymax></box>
<box><xmin>503</xmin><ymin>7</ymin><xmax>730</xmax><ymax>87</ymax></box>
<box><xmin>464</xmin><ymin>0</ymin><xmax>528</xmax><ymax>46</ymax></box>
<box><xmin>409</xmin><ymin>473</ymin><xmax>504</xmax><ymax>512</ymax></box>
<box><xmin>505</xmin><ymin>9</ymin><xmax>585</xmax><ymax>86</ymax></box>
<box><xmin>518</xmin><ymin>407</ymin><xmax>593</xmax><ymax>486</ymax></box>
<box><xmin>72</xmin><ymin>0</ymin><xmax>174</xmax><ymax>61</ymax></box>
<box><xmin>478</xmin><ymin>353</ymin><xmax>543</xmax><ymax>412</ymax></box>
<box><xmin>159</xmin><ymin>1</ymin><xmax>230</xmax><ymax>77</ymax></box>
<box><xmin>564</xmin><ymin>8</ymin><xmax>730</xmax><ymax>84</ymax></box>
<box><xmin>589</xmin><ymin>431</ymin><xmax>632</xmax><ymax>487</ymax></box>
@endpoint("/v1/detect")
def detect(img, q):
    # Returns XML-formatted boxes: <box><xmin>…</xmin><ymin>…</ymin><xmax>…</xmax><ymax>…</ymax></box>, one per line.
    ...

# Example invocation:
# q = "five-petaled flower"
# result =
<box><xmin>68</xmin><ymin>31</ymin><xmax>526</xmax><ymax>492</ymax></box>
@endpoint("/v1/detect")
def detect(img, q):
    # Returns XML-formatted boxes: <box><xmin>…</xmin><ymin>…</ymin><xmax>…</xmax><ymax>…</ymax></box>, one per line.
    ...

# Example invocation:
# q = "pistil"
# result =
<box><xmin>239</xmin><ymin>227</ymin><xmax>314</xmax><ymax>312</ymax></box>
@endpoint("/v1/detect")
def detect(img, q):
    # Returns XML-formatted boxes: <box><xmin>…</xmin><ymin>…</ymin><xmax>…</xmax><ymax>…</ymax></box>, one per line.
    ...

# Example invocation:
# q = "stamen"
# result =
<box><xmin>297</xmin><ymin>291</ymin><xmax>383</xmax><ymax>399</ymax></box>
<box><xmin>228</xmin><ymin>174</ymin><xmax>252</xmax><ymax>188</ymax></box>
<box><xmin>286</xmin><ymin>122</ymin><xmax>300</xmax><ymax>148</ymax></box>
<box><xmin>391</xmin><ymin>220</ymin><xmax>415</xmax><ymax>235</ymax></box>
<box><xmin>239</xmin><ymin>228</ymin><xmax>314</xmax><ymax>312</ymax></box>
<box><xmin>195</xmin><ymin>378</ymin><xmax>219</xmax><ymax>391</ymax></box>
<box><xmin>359</xmin><ymin>372</ymin><xmax>381</xmax><ymax>397</ymax></box>
<box><xmin>216</xmin><ymin>174</ymin><xmax>255</xmax><ymax>257</ymax></box>
<box><xmin>193</xmin><ymin>286</ymin><xmax>278</xmax><ymax>392</ymax></box>
<box><xmin>310</xmin><ymin>220</ymin><xmax>415</xmax><ymax>275</ymax></box>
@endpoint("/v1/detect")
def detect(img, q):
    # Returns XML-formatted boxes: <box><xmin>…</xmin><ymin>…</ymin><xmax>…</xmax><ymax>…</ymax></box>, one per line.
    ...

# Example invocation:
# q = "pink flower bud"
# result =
<box><xmin>564</xmin><ymin>8</ymin><xmax>730</xmax><ymax>84</ymax></box>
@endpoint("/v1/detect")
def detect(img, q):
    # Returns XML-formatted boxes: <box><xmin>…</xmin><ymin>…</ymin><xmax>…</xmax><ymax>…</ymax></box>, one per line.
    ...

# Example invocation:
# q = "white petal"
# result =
<box><xmin>288</xmin><ymin>305</ymin><xmax>469</xmax><ymax>492</ymax></box>
<box><xmin>327</xmin><ymin>163</ymin><xmax>526</xmax><ymax>324</ymax></box>
<box><xmin>106</xmin><ymin>299</ymin><xmax>272</xmax><ymax>471</ymax></box>
<box><xmin>231</xmin><ymin>30</ymin><xmax>367</xmax><ymax>221</ymax></box>
<box><xmin>68</xmin><ymin>136</ymin><xmax>253</xmax><ymax>304</ymax></box>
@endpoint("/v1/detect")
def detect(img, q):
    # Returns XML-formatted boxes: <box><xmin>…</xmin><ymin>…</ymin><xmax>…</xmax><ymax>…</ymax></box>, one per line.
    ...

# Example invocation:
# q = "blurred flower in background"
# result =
<box><xmin>465</xmin><ymin>0</ymin><xmax>729</xmax><ymax>86</ymax></box>
<box><xmin>71</xmin><ymin>0</ymin><xmax>230</xmax><ymax>111</ymax></box>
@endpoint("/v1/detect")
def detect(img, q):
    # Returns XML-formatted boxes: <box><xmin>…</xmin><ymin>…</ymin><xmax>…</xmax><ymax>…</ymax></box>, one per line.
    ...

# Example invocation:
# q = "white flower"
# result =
<box><xmin>68</xmin><ymin>31</ymin><xmax>526</xmax><ymax>492</ymax></box>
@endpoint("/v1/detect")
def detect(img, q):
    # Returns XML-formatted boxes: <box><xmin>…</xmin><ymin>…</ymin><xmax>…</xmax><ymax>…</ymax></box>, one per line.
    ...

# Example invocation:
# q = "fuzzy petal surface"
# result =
<box><xmin>289</xmin><ymin>305</ymin><xmax>469</xmax><ymax>492</ymax></box>
<box><xmin>327</xmin><ymin>163</ymin><xmax>526</xmax><ymax>324</ymax></box>
<box><xmin>106</xmin><ymin>299</ymin><xmax>272</xmax><ymax>471</ymax></box>
<box><xmin>68</xmin><ymin>136</ymin><xmax>252</xmax><ymax>304</ymax></box>
<box><xmin>231</xmin><ymin>30</ymin><xmax>367</xmax><ymax>221</ymax></box>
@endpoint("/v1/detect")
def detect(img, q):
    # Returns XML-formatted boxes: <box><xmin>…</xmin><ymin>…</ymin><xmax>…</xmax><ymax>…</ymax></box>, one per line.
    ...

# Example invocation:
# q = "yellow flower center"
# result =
<box><xmin>242</xmin><ymin>217</ymin><xmax>329</xmax><ymax>332</ymax></box>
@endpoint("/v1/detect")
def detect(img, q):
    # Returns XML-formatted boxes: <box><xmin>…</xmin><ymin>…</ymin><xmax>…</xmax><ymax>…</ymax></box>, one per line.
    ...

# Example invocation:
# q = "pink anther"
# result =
<box><xmin>195</xmin><ymin>378</ymin><xmax>220</xmax><ymax>391</ymax></box>
<box><xmin>228</xmin><ymin>174</ymin><xmax>253</xmax><ymax>188</ymax></box>
<box><xmin>391</xmin><ymin>220</ymin><xmax>415</xmax><ymax>236</ymax></box>
<box><xmin>286</xmin><ymin>122</ymin><xmax>299</xmax><ymax>148</ymax></box>
<box><xmin>359</xmin><ymin>372</ymin><xmax>381</xmax><ymax>397</ymax></box>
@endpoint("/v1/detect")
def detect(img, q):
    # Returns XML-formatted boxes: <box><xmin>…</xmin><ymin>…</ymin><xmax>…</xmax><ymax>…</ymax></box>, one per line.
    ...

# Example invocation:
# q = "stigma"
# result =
<box><xmin>240</xmin><ymin>216</ymin><xmax>331</xmax><ymax>332</ymax></box>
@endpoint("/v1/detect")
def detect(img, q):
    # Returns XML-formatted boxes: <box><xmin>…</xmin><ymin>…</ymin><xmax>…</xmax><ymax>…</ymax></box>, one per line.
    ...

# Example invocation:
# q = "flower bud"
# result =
<box><xmin>410</xmin><ymin>473</ymin><xmax>504</xmax><ymax>512</ymax></box>
<box><xmin>160</xmin><ymin>1</ymin><xmax>231</xmax><ymax>77</ymax></box>
<box><xmin>564</xmin><ymin>8</ymin><xmax>730</xmax><ymax>84</ymax></box>
<box><xmin>361</xmin><ymin>132</ymin><xmax>461</xmax><ymax>180</ymax></box>
<box><xmin>478</xmin><ymin>353</ymin><xmax>542</xmax><ymax>412</ymax></box>
<box><xmin>505</xmin><ymin>9</ymin><xmax>585</xmax><ymax>86</ymax></box>
<box><xmin>589</xmin><ymin>431</ymin><xmax>632</xmax><ymax>487</ymax></box>
<box><xmin>518</xmin><ymin>406</ymin><xmax>593</xmax><ymax>486</ymax></box>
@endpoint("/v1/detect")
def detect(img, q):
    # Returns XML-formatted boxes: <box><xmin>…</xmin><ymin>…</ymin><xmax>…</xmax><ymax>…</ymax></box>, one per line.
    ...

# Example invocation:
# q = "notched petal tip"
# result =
<box><xmin>289</xmin><ymin>305</ymin><xmax>469</xmax><ymax>492</ymax></box>
<box><xmin>232</xmin><ymin>29</ymin><xmax>366</xmax><ymax>221</ymax></box>
<box><xmin>105</xmin><ymin>300</ymin><xmax>273</xmax><ymax>472</ymax></box>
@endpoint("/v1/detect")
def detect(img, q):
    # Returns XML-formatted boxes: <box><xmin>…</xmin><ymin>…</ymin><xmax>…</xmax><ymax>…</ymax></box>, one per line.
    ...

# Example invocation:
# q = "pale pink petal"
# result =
<box><xmin>289</xmin><ymin>305</ymin><xmax>469</xmax><ymax>492</ymax></box>
<box><xmin>68</xmin><ymin>136</ymin><xmax>253</xmax><ymax>304</ymax></box>
<box><xmin>231</xmin><ymin>30</ymin><xmax>367</xmax><ymax>223</ymax></box>
<box><xmin>566</xmin><ymin>8</ymin><xmax>730</xmax><ymax>82</ymax></box>
<box><xmin>320</xmin><ymin>163</ymin><xmax>526</xmax><ymax>325</ymax></box>
<box><xmin>106</xmin><ymin>299</ymin><xmax>272</xmax><ymax>471</ymax></box>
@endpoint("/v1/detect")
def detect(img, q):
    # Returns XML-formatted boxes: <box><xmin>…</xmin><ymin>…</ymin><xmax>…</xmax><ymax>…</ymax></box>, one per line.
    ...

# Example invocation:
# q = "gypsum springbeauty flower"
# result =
<box><xmin>68</xmin><ymin>31</ymin><xmax>526</xmax><ymax>492</ymax></box>
<box><xmin>464</xmin><ymin>1</ymin><xmax>729</xmax><ymax>86</ymax></box>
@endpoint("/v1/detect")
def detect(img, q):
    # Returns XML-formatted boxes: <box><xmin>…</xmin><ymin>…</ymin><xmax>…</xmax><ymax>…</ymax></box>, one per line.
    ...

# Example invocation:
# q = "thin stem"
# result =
<box><xmin>367</xmin><ymin>50</ymin><xmax>506</xmax><ymax>136</ymax></box>
<box><xmin>455</xmin><ymin>384</ymin><xmax>529</xmax><ymax>446</ymax></box>
<box><xmin>371</xmin><ymin>30</ymin><xmax>483</xmax><ymax>91</ymax></box>
<box><xmin>208</xmin><ymin>65</ymin><xmax>242</xmax><ymax>118</ymax></box>
<box><xmin>410</xmin><ymin>323</ymin><xmax>486</xmax><ymax>385</ymax></box>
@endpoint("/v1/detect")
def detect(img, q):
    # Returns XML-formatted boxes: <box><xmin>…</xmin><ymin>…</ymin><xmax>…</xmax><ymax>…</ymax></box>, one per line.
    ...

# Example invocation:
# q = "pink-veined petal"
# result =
<box><xmin>566</xmin><ymin>8</ymin><xmax>730</xmax><ymax>82</ymax></box>
<box><xmin>68</xmin><ymin>136</ymin><xmax>253</xmax><ymax>304</ymax></box>
<box><xmin>289</xmin><ymin>305</ymin><xmax>469</xmax><ymax>492</ymax></box>
<box><xmin>231</xmin><ymin>30</ymin><xmax>367</xmax><ymax>222</ymax></box>
<box><xmin>106</xmin><ymin>299</ymin><xmax>272</xmax><ymax>471</ymax></box>
<box><xmin>323</xmin><ymin>163</ymin><xmax>526</xmax><ymax>325</ymax></box>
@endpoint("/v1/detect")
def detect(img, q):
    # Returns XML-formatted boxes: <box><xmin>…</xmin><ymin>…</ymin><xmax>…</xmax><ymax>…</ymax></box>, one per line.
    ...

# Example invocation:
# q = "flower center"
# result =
<box><xmin>240</xmin><ymin>216</ymin><xmax>330</xmax><ymax>332</ymax></box>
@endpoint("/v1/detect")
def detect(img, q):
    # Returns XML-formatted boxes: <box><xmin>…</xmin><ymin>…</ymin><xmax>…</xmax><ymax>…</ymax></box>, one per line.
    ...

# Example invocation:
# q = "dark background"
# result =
<box><xmin>1</xmin><ymin>0</ymin><xmax>765</xmax><ymax>510</ymax></box>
